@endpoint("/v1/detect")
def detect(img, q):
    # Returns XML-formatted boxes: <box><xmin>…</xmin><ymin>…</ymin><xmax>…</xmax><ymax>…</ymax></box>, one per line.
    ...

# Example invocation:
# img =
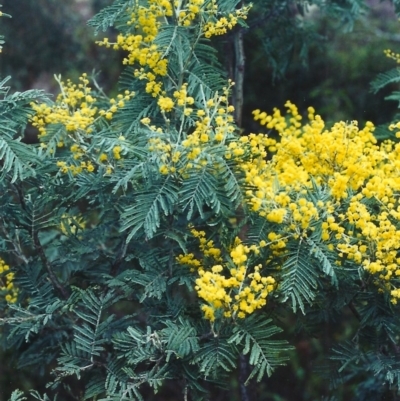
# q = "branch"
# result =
<box><xmin>233</xmin><ymin>27</ymin><xmax>245</xmax><ymax>127</ymax></box>
<box><xmin>239</xmin><ymin>354</ymin><xmax>250</xmax><ymax>401</ymax></box>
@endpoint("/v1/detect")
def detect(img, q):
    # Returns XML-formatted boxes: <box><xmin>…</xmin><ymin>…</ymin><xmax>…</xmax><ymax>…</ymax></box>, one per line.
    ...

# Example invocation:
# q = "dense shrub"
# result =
<box><xmin>3</xmin><ymin>1</ymin><xmax>400</xmax><ymax>401</ymax></box>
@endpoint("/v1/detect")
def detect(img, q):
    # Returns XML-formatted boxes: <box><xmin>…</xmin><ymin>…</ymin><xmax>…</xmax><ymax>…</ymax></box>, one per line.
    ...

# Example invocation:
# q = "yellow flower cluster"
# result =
<box><xmin>177</xmin><ymin>231</ymin><xmax>276</xmax><ymax>322</ymax></box>
<box><xmin>31</xmin><ymin>74</ymin><xmax>97</xmax><ymax>139</ymax></box>
<box><xmin>246</xmin><ymin>103</ymin><xmax>377</xmax><ymax>231</ymax></box>
<box><xmin>253</xmin><ymin>102</ymin><xmax>378</xmax><ymax>195</ymax></box>
<box><xmin>266</xmin><ymin>232</ymin><xmax>288</xmax><ymax>259</ymax></box>
<box><xmin>175</xmin><ymin>0</ymin><xmax>249</xmax><ymax>37</ymax></box>
<box><xmin>178</xmin><ymin>0</ymin><xmax>205</xmax><ymax>26</ymax></box>
<box><xmin>0</xmin><ymin>258</ymin><xmax>18</xmax><ymax>304</ymax></box>
<box><xmin>30</xmin><ymin>74</ymin><xmax>134</xmax><ymax>176</ymax></box>
<box><xmin>98</xmin><ymin>1</ymin><xmax>170</xmax><ymax>97</ymax></box>
<box><xmin>384</xmin><ymin>48</ymin><xmax>400</xmax><ymax>64</ymax></box>
<box><xmin>203</xmin><ymin>6</ymin><xmax>250</xmax><ymax>38</ymax></box>
<box><xmin>248</xmin><ymin>101</ymin><xmax>400</xmax><ymax>304</ymax></box>
<box><xmin>157</xmin><ymin>96</ymin><xmax>175</xmax><ymax>112</ymax></box>
<box><xmin>56</xmin><ymin>160</ymin><xmax>95</xmax><ymax>175</ymax></box>
<box><xmin>190</xmin><ymin>228</ymin><xmax>222</xmax><ymax>261</ymax></box>
<box><xmin>97</xmin><ymin>0</ymin><xmax>249</xmax><ymax>100</ymax></box>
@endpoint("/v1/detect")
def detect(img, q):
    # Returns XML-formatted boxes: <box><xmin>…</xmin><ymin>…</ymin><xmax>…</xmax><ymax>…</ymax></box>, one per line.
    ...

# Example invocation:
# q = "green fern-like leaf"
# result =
<box><xmin>229</xmin><ymin>315</ymin><xmax>291</xmax><ymax>382</ymax></box>
<box><xmin>280</xmin><ymin>239</ymin><xmax>318</xmax><ymax>313</ymax></box>
<box><xmin>87</xmin><ymin>0</ymin><xmax>133</xmax><ymax>34</ymax></box>
<box><xmin>72</xmin><ymin>289</ymin><xmax>120</xmax><ymax>359</ymax></box>
<box><xmin>330</xmin><ymin>341</ymin><xmax>364</xmax><ymax>373</ymax></box>
<box><xmin>307</xmin><ymin>237</ymin><xmax>338</xmax><ymax>286</ymax></box>
<box><xmin>55</xmin><ymin>341</ymin><xmax>93</xmax><ymax>379</ymax></box>
<box><xmin>121</xmin><ymin>175</ymin><xmax>179</xmax><ymax>241</ymax></box>
<box><xmin>162</xmin><ymin>318</ymin><xmax>200</xmax><ymax>360</ymax></box>
<box><xmin>0</xmin><ymin>137</ymin><xmax>40</xmax><ymax>182</ymax></box>
<box><xmin>179</xmin><ymin>165</ymin><xmax>221</xmax><ymax>220</ymax></box>
<box><xmin>194</xmin><ymin>335</ymin><xmax>237</xmax><ymax>378</ymax></box>
<box><xmin>370</xmin><ymin>68</ymin><xmax>400</xmax><ymax>94</ymax></box>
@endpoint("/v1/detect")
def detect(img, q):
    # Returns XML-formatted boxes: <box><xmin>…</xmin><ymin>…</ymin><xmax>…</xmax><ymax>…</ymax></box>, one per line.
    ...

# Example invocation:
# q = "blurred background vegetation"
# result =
<box><xmin>1</xmin><ymin>0</ymin><xmax>400</xmax><ymax>400</ymax></box>
<box><xmin>0</xmin><ymin>0</ymin><xmax>120</xmax><ymax>93</ymax></box>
